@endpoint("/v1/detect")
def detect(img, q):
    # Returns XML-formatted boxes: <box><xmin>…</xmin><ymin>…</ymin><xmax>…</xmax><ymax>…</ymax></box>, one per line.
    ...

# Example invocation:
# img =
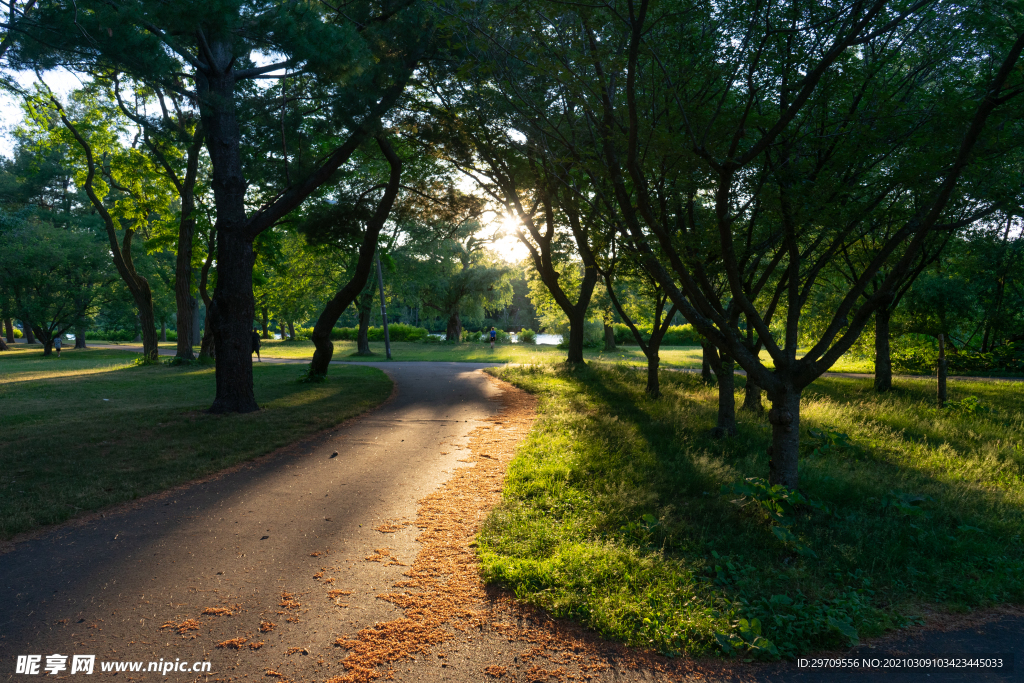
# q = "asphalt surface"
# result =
<box><xmin>0</xmin><ymin>362</ymin><xmax>507</xmax><ymax>681</ymax></box>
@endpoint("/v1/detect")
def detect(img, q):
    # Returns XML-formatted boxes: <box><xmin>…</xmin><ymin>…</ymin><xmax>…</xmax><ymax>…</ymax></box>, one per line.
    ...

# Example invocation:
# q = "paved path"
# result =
<box><xmin>0</xmin><ymin>363</ymin><xmax>508</xmax><ymax>681</ymax></box>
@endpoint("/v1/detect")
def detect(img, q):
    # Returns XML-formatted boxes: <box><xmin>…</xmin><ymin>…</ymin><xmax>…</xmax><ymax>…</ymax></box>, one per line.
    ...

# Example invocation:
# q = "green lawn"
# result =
<box><xmin>0</xmin><ymin>346</ymin><xmax>391</xmax><ymax>539</ymax></box>
<box><xmin>478</xmin><ymin>363</ymin><xmax>1024</xmax><ymax>660</ymax></box>
<box><xmin>254</xmin><ymin>339</ymin><xmax>879</xmax><ymax>373</ymax></box>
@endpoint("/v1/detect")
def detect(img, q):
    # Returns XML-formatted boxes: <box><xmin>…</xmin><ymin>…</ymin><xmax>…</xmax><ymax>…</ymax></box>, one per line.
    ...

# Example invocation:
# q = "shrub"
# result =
<box><xmin>663</xmin><ymin>324</ymin><xmax>702</xmax><ymax>345</ymax></box>
<box><xmin>331</xmin><ymin>324</ymin><xmax>430</xmax><ymax>342</ymax></box>
<box><xmin>518</xmin><ymin>329</ymin><xmax>537</xmax><ymax>344</ymax></box>
<box><xmin>85</xmin><ymin>329</ymin><xmax>139</xmax><ymax>342</ymax></box>
<box><xmin>610</xmin><ymin>323</ymin><xmax>702</xmax><ymax>346</ymax></box>
<box><xmin>892</xmin><ymin>341</ymin><xmax>1024</xmax><ymax>375</ymax></box>
<box><xmin>11</xmin><ymin>327</ymin><xmax>23</xmax><ymax>339</ymax></box>
<box><xmin>462</xmin><ymin>330</ymin><xmax>483</xmax><ymax>342</ymax></box>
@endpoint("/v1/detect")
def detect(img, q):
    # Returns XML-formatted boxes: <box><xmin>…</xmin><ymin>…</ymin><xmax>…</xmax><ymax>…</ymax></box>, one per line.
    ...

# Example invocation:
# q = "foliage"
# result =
<box><xmin>518</xmin><ymin>329</ymin><xmax>537</xmax><ymax>344</ymax></box>
<box><xmin>330</xmin><ymin>324</ymin><xmax>430</xmax><ymax>342</ymax></box>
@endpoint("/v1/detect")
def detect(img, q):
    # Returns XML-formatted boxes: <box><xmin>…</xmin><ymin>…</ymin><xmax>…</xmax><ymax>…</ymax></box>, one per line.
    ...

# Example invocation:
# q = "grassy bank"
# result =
<box><xmin>0</xmin><ymin>347</ymin><xmax>391</xmax><ymax>539</ymax></box>
<box><xmin>479</xmin><ymin>364</ymin><xmax>1024</xmax><ymax>659</ymax></box>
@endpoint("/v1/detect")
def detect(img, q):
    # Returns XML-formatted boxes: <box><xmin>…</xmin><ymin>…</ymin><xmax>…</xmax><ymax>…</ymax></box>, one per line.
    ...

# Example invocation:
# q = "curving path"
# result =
<box><xmin>0</xmin><ymin>363</ymin><xmax>506</xmax><ymax>680</ymax></box>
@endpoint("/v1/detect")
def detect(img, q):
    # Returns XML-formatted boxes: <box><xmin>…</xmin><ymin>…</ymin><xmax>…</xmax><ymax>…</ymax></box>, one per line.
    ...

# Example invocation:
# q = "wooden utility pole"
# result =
<box><xmin>937</xmin><ymin>334</ymin><xmax>947</xmax><ymax>408</ymax></box>
<box><xmin>375</xmin><ymin>253</ymin><xmax>392</xmax><ymax>360</ymax></box>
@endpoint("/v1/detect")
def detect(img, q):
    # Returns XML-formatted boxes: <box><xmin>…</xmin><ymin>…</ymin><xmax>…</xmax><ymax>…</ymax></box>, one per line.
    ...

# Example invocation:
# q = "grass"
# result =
<box><xmin>254</xmin><ymin>339</ymin><xmax>880</xmax><ymax>373</ymax></box>
<box><xmin>0</xmin><ymin>346</ymin><xmax>392</xmax><ymax>539</ymax></box>
<box><xmin>478</xmin><ymin>363</ymin><xmax>1024</xmax><ymax>660</ymax></box>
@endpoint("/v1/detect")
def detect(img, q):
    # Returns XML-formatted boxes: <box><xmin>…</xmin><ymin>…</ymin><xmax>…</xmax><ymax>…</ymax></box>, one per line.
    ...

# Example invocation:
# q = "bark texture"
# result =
<box><xmin>701</xmin><ymin>340</ymin><xmax>716</xmax><ymax>385</ymax></box>
<box><xmin>357</xmin><ymin>304</ymin><xmax>372</xmax><ymax>355</ymax></box>
<box><xmin>742</xmin><ymin>378</ymin><xmax>763</xmax><ymax>412</ymax></box>
<box><xmin>874</xmin><ymin>307</ymin><xmax>892</xmax><ymax>392</ymax></box>
<box><xmin>767</xmin><ymin>390</ymin><xmax>801</xmax><ymax>489</ymax></box>
<box><xmin>4</xmin><ymin>318</ymin><xmax>13</xmax><ymax>343</ymax></box>
<box><xmin>603</xmin><ymin>323</ymin><xmax>616</xmax><ymax>351</ymax></box>
<box><xmin>75</xmin><ymin>324</ymin><xmax>87</xmax><ymax>349</ymax></box>
<box><xmin>711</xmin><ymin>350</ymin><xmax>737</xmax><ymax>437</ymax></box>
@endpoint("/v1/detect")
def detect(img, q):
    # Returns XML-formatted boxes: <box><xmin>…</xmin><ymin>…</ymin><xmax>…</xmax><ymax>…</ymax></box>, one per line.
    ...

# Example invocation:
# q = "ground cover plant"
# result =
<box><xmin>479</xmin><ymin>364</ymin><xmax>1024</xmax><ymax>659</ymax></box>
<box><xmin>0</xmin><ymin>347</ymin><xmax>391</xmax><ymax>538</ymax></box>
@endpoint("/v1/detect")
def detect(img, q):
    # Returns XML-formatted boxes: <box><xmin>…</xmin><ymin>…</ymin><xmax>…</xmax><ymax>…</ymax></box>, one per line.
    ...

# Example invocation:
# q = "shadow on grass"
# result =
<box><xmin>0</xmin><ymin>357</ymin><xmax>392</xmax><ymax>539</ymax></box>
<box><xmin>479</xmin><ymin>362</ymin><xmax>1024</xmax><ymax>660</ymax></box>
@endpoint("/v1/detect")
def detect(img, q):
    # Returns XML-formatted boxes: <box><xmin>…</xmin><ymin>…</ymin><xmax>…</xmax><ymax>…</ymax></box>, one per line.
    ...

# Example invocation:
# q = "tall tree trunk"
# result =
<box><xmin>874</xmin><ymin>307</ymin><xmax>893</xmax><ymax>392</ymax></box>
<box><xmin>288</xmin><ymin>320</ymin><xmax>296</xmax><ymax>341</ymax></box>
<box><xmin>139</xmin><ymin>307</ymin><xmax>158</xmax><ymax>361</ymax></box>
<box><xmin>603</xmin><ymin>323</ymin><xmax>616</xmax><ymax>352</ymax></box>
<box><xmin>199</xmin><ymin>312</ymin><xmax>216</xmax><ymax>359</ymax></box>
<box><xmin>767</xmin><ymin>389</ymin><xmax>801</xmax><ymax>489</ymax></box>
<box><xmin>701</xmin><ymin>339</ymin><xmax>716</xmax><ymax>385</ymax></box>
<box><xmin>75</xmin><ymin>324</ymin><xmax>87</xmax><ymax>349</ymax></box>
<box><xmin>357</xmin><ymin>304</ymin><xmax>373</xmax><ymax>355</ymax></box>
<box><xmin>192</xmin><ymin>294</ymin><xmax>202</xmax><ymax>346</ymax></box>
<box><xmin>306</xmin><ymin>136</ymin><xmax>401</xmax><ymax>377</ymax></box>
<box><xmin>4</xmin><ymin>318</ymin><xmax>13</xmax><ymax>343</ymax></box>
<box><xmin>565</xmin><ymin>310</ymin><xmax>586</xmax><ymax>364</ymax></box>
<box><xmin>25</xmin><ymin>324</ymin><xmax>35</xmax><ymax>344</ymax></box>
<box><xmin>35</xmin><ymin>326</ymin><xmax>53</xmax><ymax>356</ymax></box>
<box><xmin>0</xmin><ymin>336</ymin><xmax>7</xmax><ymax>351</ymax></box>
<box><xmin>201</xmin><ymin>56</ymin><xmax>257</xmax><ymax>414</ymax></box>
<box><xmin>161</xmin><ymin>320</ymin><xmax>167</xmax><ymax>342</ymax></box>
<box><xmin>171</xmin><ymin>132</ymin><xmax>202</xmax><ymax>361</ymax></box>
<box><xmin>445</xmin><ymin>310</ymin><xmax>462</xmax><ymax>343</ymax></box>
<box><xmin>711</xmin><ymin>350</ymin><xmax>737</xmax><ymax>437</ymax></box>
<box><xmin>646</xmin><ymin>340</ymin><xmax>662</xmax><ymax>398</ymax></box>
<box><xmin>261</xmin><ymin>307</ymin><xmax>270</xmax><ymax>339</ymax></box>
<box><xmin>742</xmin><ymin>378</ymin><xmax>763</xmax><ymax>412</ymax></box>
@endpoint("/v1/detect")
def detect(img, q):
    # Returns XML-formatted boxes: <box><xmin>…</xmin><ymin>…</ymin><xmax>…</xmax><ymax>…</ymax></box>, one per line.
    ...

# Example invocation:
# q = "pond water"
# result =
<box><xmin>425</xmin><ymin>332</ymin><xmax>563</xmax><ymax>345</ymax></box>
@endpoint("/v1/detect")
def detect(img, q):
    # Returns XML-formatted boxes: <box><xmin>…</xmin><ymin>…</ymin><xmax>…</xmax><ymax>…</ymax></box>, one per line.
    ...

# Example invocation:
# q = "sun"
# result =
<box><xmin>487</xmin><ymin>215</ymin><xmax>532</xmax><ymax>264</ymax></box>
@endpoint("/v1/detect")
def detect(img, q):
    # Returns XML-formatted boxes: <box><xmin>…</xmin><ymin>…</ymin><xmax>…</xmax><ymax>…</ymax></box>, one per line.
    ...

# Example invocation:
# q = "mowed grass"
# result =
<box><xmin>256</xmin><ymin>339</ymin><xmax>879</xmax><ymax>373</ymax></box>
<box><xmin>479</xmin><ymin>363</ymin><xmax>1024</xmax><ymax>659</ymax></box>
<box><xmin>0</xmin><ymin>346</ymin><xmax>391</xmax><ymax>539</ymax></box>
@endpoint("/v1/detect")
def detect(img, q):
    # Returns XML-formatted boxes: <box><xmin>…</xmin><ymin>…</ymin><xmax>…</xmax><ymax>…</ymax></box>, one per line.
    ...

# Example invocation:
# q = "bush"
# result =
<box><xmin>85</xmin><ymin>329</ymin><xmax>139</xmax><ymax>342</ymax></box>
<box><xmin>663</xmin><ymin>324</ymin><xmax>702</xmax><ymax>345</ymax></box>
<box><xmin>610</xmin><ymin>322</ymin><xmax>702</xmax><ymax>346</ymax></box>
<box><xmin>462</xmin><ymin>330</ymin><xmax>483</xmax><ymax>342</ymax></box>
<box><xmin>893</xmin><ymin>341</ymin><xmax>1024</xmax><ymax>375</ymax></box>
<box><xmin>518</xmin><ymin>328</ymin><xmax>537</xmax><ymax>344</ymax></box>
<box><xmin>330</xmin><ymin>324</ymin><xmax>430</xmax><ymax>343</ymax></box>
<box><xmin>11</xmin><ymin>327</ymin><xmax>23</xmax><ymax>339</ymax></box>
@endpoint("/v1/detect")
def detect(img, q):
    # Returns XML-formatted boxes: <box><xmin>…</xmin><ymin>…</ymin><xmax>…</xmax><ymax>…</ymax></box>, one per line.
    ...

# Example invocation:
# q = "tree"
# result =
<box><xmin>463</xmin><ymin>0</ymin><xmax>1024</xmax><ymax>489</ymax></box>
<box><xmin>600</xmin><ymin>243</ymin><xmax>678</xmax><ymax>397</ymax></box>
<box><xmin>0</xmin><ymin>218</ymin><xmax>111</xmax><ymax>354</ymax></box>
<box><xmin>14</xmin><ymin>0</ymin><xmax>432</xmax><ymax>410</ymax></box>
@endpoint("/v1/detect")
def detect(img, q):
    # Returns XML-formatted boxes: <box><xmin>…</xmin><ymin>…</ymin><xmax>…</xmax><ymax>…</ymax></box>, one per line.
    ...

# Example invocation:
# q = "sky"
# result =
<box><xmin>0</xmin><ymin>67</ymin><xmax>83</xmax><ymax>158</ymax></box>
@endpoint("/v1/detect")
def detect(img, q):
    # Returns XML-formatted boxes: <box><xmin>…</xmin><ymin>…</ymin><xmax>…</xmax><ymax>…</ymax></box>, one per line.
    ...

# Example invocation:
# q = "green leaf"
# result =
<box><xmin>827</xmin><ymin>617</ymin><xmax>860</xmax><ymax>645</ymax></box>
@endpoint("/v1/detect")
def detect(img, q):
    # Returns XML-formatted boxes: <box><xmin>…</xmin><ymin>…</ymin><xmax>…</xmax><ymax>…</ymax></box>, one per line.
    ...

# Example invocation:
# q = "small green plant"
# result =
<box><xmin>947</xmin><ymin>395</ymin><xmax>984</xmax><ymax>413</ymax></box>
<box><xmin>879</xmin><ymin>492</ymin><xmax>931</xmax><ymax>517</ymax></box>
<box><xmin>805</xmin><ymin>428</ymin><xmax>853</xmax><ymax>458</ymax></box>
<box><xmin>723</xmin><ymin>478</ymin><xmax>824</xmax><ymax>557</ymax></box>
<box><xmin>620</xmin><ymin>512</ymin><xmax>661</xmax><ymax>547</ymax></box>
<box><xmin>518</xmin><ymin>328</ymin><xmax>537</xmax><ymax>344</ymax></box>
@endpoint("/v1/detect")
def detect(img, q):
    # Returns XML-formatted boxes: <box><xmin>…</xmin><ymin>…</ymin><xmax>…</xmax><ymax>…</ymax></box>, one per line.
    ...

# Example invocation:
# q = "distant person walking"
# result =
<box><xmin>251</xmin><ymin>328</ymin><xmax>262</xmax><ymax>362</ymax></box>
<box><xmin>489</xmin><ymin>327</ymin><xmax>497</xmax><ymax>350</ymax></box>
<box><xmin>53</xmin><ymin>334</ymin><xmax>62</xmax><ymax>358</ymax></box>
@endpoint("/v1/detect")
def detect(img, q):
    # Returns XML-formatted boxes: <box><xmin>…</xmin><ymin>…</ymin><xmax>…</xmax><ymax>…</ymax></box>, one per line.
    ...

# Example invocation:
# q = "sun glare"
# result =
<box><xmin>486</xmin><ymin>215</ymin><xmax>531</xmax><ymax>264</ymax></box>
